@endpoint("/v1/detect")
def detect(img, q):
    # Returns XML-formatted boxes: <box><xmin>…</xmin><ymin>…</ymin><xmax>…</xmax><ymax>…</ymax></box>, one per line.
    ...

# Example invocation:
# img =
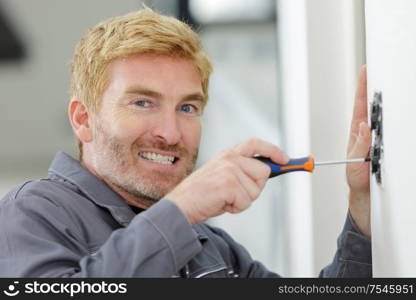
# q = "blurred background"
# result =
<box><xmin>0</xmin><ymin>0</ymin><xmax>365</xmax><ymax>276</ymax></box>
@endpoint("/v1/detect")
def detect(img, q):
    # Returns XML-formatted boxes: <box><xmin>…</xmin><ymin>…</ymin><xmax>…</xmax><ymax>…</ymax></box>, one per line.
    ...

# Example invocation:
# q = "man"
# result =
<box><xmin>0</xmin><ymin>8</ymin><xmax>371</xmax><ymax>277</ymax></box>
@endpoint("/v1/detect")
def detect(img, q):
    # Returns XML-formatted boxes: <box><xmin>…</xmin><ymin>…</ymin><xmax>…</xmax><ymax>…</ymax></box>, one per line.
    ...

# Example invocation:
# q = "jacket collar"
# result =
<box><xmin>48</xmin><ymin>152</ymin><xmax>136</xmax><ymax>226</ymax></box>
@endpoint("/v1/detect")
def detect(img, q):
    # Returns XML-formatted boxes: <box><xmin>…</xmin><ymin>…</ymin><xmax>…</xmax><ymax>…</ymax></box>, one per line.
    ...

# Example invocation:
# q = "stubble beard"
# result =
<box><xmin>91</xmin><ymin>124</ymin><xmax>198</xmax><ymax>206</ymax></box>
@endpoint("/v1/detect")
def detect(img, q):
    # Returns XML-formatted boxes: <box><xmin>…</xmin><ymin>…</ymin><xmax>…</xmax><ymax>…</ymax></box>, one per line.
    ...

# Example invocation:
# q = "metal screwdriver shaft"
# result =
<box><xmin>315</xmin><ymin>157</ymin><xmax>371</xmax><ymax>166</ymax></box>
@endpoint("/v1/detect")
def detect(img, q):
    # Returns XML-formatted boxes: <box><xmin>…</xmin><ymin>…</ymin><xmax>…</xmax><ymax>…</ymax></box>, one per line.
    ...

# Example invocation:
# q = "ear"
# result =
<box><xmin>68</xmin><ymin>98</ymin><xmax>93</xmax><ymax>143</ymax></box>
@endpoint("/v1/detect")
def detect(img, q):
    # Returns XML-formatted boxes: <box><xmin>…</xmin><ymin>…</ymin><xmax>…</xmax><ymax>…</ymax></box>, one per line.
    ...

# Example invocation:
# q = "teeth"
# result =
<box><xmin>139</xmin><ymin>152</ymin><xmax>175</xmax><ymax>165</ymax></box>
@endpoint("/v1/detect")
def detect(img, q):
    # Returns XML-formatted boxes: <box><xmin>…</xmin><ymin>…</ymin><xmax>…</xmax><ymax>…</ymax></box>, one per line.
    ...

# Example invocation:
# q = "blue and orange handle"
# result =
<box><xmin>255</xmin><ymin>155</ymin><xmax>314</xmax><ymax>178</ymax></box>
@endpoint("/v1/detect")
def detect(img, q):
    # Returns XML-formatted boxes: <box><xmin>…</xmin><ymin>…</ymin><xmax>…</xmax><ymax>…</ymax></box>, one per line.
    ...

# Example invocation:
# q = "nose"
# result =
<box><xmin>150</xmin><ymin>109</ymin><xmax>182</xmax><ymax>145</ymax></box>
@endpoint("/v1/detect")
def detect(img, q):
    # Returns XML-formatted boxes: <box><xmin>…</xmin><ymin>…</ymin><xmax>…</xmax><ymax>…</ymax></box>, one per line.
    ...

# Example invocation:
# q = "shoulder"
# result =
<box><xmin>1</xmin><ymin>178</ymin><xmax>78</xmax><ymax>208</ymax></box>
<box><xmin>0</xmin><ymin>178</ymin><xmax>93</xmax><ymax>229</ymax></box>
<box><xmin>0</xmin><ymin>179</ymin><xmax>73</xmax><ymax>218</ymax></box>
<box><xmin>0</xmin><ymin>178</ymin><xmax>93</xmax><ymax>243</ymax></box>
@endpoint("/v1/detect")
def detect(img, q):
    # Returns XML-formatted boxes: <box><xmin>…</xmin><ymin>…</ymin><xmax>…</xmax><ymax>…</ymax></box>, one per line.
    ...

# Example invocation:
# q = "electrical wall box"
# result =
<box><xmin>370</xmin><ymin>91</ymin><xmax>383</xmax><ymax>185</ymax></box>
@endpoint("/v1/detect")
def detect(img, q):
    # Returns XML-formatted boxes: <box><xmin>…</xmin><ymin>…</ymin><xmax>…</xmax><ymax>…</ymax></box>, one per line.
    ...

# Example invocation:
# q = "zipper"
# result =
<box><xmin>184</xmin><ymin>264</ymin><xmax>190</xmax><ymax>278</ymax></box>
<box><xmin>179</xmin><ymin>264</ymin><xmax>190</xmax><ymax>278</ymax></box>
<box><xmin>193</xmin><ymin>266</ymin><xmax>228</xmax><ymax>278</ymax></box>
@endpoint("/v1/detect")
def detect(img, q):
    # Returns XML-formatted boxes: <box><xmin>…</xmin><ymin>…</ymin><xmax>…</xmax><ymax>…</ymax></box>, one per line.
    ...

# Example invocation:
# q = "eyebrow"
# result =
<box><xmin>124</xmin><ymin>85</ymin><xmax>205</xmax><ymax>103</ymax></box>
<box><xmin>182</xmin><ymin>93</ymin><xmax>205</xmax><ymax>103</ymax></box>
<box><xmin>124</xmin><ymin>86</ymin><xmax>163</xmax><ymax>98</ymax></box>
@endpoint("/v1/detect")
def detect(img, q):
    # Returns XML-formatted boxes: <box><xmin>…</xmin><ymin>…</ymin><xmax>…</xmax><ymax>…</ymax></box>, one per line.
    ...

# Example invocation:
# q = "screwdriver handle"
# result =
<box><xmin>255</xmin><ymin>155</ymin><xmax>315</xmax><ymax>178</ymax></box>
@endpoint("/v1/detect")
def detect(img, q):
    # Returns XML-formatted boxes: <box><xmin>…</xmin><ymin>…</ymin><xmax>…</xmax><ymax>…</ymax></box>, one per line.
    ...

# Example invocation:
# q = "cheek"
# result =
<box><xmin>110</xmin><ymin>115</ymin><xmax>149</xmax><ymax>142</ymax></box>
<box><xmin>181</xmin><ymin>119</ymin><xmax>201</xmax><ymax>148</ymax></box>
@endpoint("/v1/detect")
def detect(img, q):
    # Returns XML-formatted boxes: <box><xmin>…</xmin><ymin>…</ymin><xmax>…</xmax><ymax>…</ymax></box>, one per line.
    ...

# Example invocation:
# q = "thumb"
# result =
<box><xmin>348</xmin><ymin>122</ymin><xmax>371</xmax><ymax>159</ymax></box>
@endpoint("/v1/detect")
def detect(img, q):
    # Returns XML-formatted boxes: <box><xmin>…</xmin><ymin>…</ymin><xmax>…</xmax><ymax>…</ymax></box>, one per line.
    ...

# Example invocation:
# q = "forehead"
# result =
<box><xmin>104</xmin><ymin>53</ymin><xmax>203</xmax><ymax>95</ymax></box>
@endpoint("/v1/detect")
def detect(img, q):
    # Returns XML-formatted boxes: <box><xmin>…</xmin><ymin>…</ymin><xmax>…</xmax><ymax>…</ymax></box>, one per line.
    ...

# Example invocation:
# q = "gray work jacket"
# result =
<box><xmin>0</xmin><ymin>152</ymin><xmax>372</xmax><ymax>277</ymax></box>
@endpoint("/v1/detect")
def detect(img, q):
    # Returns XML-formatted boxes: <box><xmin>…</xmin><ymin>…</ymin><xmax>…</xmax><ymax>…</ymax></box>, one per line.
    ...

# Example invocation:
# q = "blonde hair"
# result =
<box><xmin>69</xmin><ymin>7</ymin><xmax>212</xmax><ymax>156</ymax></box>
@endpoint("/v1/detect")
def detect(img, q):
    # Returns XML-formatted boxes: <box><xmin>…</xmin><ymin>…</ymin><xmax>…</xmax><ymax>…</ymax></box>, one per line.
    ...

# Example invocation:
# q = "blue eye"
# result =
<box><xmin>135</xmin><ymin>100</ymin><xmax>151</xmax><ymax>107</ymax></box>
<box><xmin>180</xmin><ymin>104</ymin><xmax>198</xmax><ymax>114</ymax></box>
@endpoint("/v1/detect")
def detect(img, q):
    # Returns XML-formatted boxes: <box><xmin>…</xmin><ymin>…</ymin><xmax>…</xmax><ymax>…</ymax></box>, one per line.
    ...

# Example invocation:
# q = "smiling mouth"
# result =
<box><xmin>139</xmin><ymin>152</ymin><xmax>179</xmax><ymax>165</ymax></box>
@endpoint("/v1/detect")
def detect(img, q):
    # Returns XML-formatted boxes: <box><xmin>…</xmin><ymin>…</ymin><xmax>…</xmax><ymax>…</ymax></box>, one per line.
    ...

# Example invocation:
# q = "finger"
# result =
<box><xmin>348</xmin><ymin>66</ymin><xmax>368</xmax><ymax>152</ymax></box>
<box><xmin>353</xmin><ymin>66</ymin><xmax>368</xmax><ymax>127</ymax></box>
<box><xmin>234</xmin><ymin>138</ymin><xmax>289</xmax><ymax>165</ymax></box>
<box><xmin>348</xmin><ymin>122</ymin><xmax>372</xmax><ymax>160</ymax></box>
<box><xmin>224</xmin><ymin>177</ymin><xmax>253</xmax><ymax>214</ymax></box>
<box><xmin>219</xmin><ymin>160</ymin><xmax>257</xmax><ymax>213</ymax></box>
<box><xmin>234</xmin><ymin>164</ymin><xmax>264</xmax><ymax>201</ymax></box>
<box><xmin>236</xmin><ymin>156</ymin><xmax>271</xmax><ymax>187</ymax></box>
<box><xmin>347</xmin><ymin>122</ymin><xmax>371</xmax><ymax>187</ymax></box>
<box><xmin>223</xmin><ymin>203</ymin><xmax>245</xmax><ymax>214</ymax></box>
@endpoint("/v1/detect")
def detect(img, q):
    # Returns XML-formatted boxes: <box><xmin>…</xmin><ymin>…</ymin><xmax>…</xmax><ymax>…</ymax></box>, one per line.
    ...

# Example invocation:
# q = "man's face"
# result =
<box><xmin>85</xmin><ymin>54</ymin><xmax>204</xmax><ymax>205</ymax></box>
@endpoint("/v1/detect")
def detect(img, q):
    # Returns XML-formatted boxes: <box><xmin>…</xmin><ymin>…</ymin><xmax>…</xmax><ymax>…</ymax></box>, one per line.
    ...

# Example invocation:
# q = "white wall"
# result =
<box><xmin>366</xmin><ymin>0</ymin><xmax>416</xmax><ymax>277</ymax></box>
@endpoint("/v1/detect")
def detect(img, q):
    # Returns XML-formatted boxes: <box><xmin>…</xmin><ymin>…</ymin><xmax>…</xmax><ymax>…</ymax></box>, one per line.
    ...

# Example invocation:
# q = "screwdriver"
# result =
<box><xmin>255</xmin><ymin>155</ymin><xmax>371</xmax><ymax>178</ymax></box>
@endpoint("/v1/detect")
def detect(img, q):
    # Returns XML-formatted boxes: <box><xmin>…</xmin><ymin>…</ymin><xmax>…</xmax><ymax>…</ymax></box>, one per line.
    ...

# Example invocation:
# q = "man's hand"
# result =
<box><xmin>346</xmin><ymin>66</ymin><xmax>372</xmax><ymax>237</ymax></box>
<box><xmin>166</xmin><ymin>138</ymin><xmax>289</xmax><ymax>224</ymax></box>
